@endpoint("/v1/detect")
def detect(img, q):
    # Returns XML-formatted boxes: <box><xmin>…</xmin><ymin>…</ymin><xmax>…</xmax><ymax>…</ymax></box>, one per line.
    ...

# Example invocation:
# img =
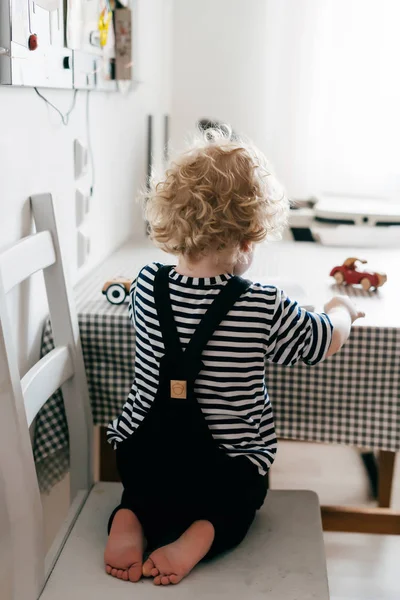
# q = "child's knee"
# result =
<box><xmin>205</xmin><ymin>509</ymin><xmax>256</xmax><ymax>559</ymax></box>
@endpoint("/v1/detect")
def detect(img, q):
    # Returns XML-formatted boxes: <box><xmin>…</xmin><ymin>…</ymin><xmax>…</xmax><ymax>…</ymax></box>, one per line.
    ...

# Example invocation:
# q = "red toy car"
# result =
<box><xmin>330</xmin><ymin>258</ymin><xmax>387</xmax><ymax>290</ymax></box>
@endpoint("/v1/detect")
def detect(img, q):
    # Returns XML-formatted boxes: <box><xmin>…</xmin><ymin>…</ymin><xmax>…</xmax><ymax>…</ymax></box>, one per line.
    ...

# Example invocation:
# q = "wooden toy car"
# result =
<box><xmin>330</xmin><ymin>258</ymin><xmax>387</xmax><ymax>290</ymax></box>
<box><xmin>102</xmin><ymin>278</ymin><xmax>132</xmax><ymax>304</ymax></box>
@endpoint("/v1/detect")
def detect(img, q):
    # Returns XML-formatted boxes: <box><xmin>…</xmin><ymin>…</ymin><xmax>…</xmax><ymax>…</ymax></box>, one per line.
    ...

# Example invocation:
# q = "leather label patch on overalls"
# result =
<box><xmin>170</xmin><ymin>380</ymin><xmax>187</xmax><ymax>399</ymax></box>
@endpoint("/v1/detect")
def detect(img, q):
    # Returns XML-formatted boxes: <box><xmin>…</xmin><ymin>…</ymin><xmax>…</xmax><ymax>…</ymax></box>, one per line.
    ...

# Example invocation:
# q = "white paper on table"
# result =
<box><xmin>259</xmin><ymin>277</ymin><xmax>315</xmax><ymax>312</ymax></box>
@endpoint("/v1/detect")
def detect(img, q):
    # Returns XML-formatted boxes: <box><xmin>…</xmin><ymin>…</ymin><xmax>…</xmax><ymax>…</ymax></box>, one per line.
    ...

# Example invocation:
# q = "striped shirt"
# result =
<box><xmin>107</xmin><ymin>262</ymin><xmax>333</xmax><ymax>475</ymax></box>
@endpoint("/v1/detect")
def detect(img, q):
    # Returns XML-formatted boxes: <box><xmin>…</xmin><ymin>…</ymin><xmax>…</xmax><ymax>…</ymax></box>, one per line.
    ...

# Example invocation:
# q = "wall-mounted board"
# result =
<box><xmin>0</xmin><ymin>0</ymin><xmax>132</xmax><ymax>90</ymax></box>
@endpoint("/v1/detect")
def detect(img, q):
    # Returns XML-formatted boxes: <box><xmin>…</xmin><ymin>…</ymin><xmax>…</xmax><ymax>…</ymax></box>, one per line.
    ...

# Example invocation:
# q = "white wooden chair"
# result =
<box><xmin>0</xmin><ymin>193</ymin><xmax>330</xmax><ymax>600</ymax></box>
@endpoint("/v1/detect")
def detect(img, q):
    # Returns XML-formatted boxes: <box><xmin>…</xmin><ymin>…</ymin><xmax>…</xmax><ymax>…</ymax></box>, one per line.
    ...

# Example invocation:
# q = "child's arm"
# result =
<box><xmin>264</xmin><ymin>288</ymin><xmax>364</xmax><ymax>366</ymax></box>
<box><xmin>323</xmin><ymin>296</ymin><xmax>365</xmax><ymax>357</ymax></box>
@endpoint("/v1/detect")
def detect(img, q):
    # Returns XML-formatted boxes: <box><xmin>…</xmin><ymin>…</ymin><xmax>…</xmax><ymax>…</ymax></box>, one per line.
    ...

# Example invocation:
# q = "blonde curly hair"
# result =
<box><xmin>145</xmin><ymin>128</ymin><xmax>289</xmax><ymax>261</ymax></box>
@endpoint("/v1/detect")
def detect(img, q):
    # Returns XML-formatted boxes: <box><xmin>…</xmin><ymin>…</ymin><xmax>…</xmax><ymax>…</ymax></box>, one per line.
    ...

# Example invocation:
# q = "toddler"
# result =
<box><xmin>104</xmin><ymin>129</ymin><xmax>364</xmax><ymax>586</ymax></box>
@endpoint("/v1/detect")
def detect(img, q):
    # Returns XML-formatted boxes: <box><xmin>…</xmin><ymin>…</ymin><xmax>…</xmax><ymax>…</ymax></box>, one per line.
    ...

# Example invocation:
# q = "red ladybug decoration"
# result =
<box><xmin>28</xmin><ymin>34</ymin><xmax>38</xmax><ymax>51</ymax></box>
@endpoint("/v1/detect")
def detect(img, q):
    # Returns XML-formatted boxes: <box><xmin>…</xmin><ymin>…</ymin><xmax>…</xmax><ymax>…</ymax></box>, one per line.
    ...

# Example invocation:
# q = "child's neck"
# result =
<box><xmin>176</xmin><ymin>253</ymin><xmax>234</xmax><ymax>278</ymax></box>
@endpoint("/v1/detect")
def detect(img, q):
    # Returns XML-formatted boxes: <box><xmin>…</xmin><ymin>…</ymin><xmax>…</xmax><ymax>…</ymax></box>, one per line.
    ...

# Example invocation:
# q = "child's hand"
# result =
<box><xmin>324</xmin><ymin>296</ymin><xmax>365</xmax><ymax>325</ymax></box>
<box><xmin>324</xmin><ymin>296</ymin><xmax>365</xmax><ymax>358</ymax></box>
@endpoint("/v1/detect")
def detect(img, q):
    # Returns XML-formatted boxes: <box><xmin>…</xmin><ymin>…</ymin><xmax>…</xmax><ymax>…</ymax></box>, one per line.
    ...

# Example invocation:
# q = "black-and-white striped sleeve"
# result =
<box><xmin>265</xmin><ymin>288</ymin><xmax>332</xmax><ymax>366</ymax></box>
<box><xmin>127</xmin><ymin>278</ymin><xmax>137</xmax><ymax>327</ymax></box>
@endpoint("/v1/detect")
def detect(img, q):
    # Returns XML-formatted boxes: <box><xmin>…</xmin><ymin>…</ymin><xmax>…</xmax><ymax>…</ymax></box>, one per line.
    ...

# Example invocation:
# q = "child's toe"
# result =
<box><xmin>161</xmin><ymin>576</ymin><xmax>170</xmax><ymax>585</ymax></box>
<box><xmin>128</xmin><ymin>563</ymin><xmax>142</xmax><ymax>582</ymax></box>
<box><xmin>169</xmin><ymin>574</ymin><xmax>181</xmax><ymax>585</ymax></box>
<box><xmin>142</xmin><ymin>557</ymin><xmax>155</xmax><ymax>577</ymax></box>
<box><xmin>153</xmin><ymin>575</ymin><xmax>162</xmax><ymax>586</ymax></box>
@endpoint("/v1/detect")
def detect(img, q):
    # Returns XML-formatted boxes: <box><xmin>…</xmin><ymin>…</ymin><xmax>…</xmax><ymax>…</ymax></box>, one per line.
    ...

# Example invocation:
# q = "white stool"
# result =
<box><xmin>41</xmin><ymin>484</ymin><xmax>330</xmax><ymax>600</ymax></box>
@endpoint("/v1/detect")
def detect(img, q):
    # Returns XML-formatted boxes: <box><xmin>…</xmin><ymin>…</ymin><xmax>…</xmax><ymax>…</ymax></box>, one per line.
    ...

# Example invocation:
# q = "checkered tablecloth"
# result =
<box><xmin>34</xmin><ymin>242</ymin><xmax>400</xmax><ymax>492</ymax></box>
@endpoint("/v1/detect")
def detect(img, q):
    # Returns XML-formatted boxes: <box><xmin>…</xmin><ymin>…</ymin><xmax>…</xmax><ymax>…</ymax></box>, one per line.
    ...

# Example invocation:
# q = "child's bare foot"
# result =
<box><xmin>104</xmin><ymin>509</ymin><xmax>145</xmax><ymax>582</ymax></box>
<box><xmin>142</xmin><ymin>520</ymin><xmax>215</xmax><ymax>585</ymax></box>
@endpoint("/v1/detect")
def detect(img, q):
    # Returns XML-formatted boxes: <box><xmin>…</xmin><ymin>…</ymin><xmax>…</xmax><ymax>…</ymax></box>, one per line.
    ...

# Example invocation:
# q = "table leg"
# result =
<box><xmin>378</xmin><ymin>450</ymin><xmax>396</xmax><ymax>508</ymax></box>
<box><xmin>99</xmin><ymin>426</ymin><xmax>120</xmax><ymax>482</ymax></box>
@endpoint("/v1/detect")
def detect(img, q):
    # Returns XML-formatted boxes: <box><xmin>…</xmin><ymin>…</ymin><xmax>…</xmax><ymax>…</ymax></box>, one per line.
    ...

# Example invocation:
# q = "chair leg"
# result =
<box><xmin>321</xmin><ymin>505</ymin><xmax>400</xmax><ymax>534</ymax></box>
<box><xmin>378</xmin><ymin>450</ymin><xmax>396</xmax><ymax>508</ymax></box>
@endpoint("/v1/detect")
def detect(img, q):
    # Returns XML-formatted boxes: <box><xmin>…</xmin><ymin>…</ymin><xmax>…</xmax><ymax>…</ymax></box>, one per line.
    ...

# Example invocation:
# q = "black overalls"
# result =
<box><xmin>109</xmin><ymin>266</ymin><xmax>267</xmax><ymax>559</ymax></box>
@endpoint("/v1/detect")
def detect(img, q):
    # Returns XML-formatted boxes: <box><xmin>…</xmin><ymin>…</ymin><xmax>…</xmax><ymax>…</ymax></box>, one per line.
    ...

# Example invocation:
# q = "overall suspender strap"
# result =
<box><xmin>183</xmin><ymin>276</ymin><xmax>250</xmax><ymax>365</ymax></box>
<box><xmin>154</xmin><ymin>265</ymin><xmax>184</xmax><ymax>358</ymax></box>
<box><xmin>154</xmin><ymin>265</ymin><xmax>250</xmax><ymax>365</ymax></box>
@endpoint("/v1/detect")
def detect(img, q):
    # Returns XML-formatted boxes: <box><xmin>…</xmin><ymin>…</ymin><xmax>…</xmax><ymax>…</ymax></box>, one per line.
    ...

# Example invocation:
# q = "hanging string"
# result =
<box><xmin>34</xmin><ymin>87</ymin><xmax>78</xmax><ymax>126</ymax></box>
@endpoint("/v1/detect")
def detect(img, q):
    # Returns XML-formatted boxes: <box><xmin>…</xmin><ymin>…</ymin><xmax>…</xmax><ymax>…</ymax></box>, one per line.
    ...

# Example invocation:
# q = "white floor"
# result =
<box><xmin>37</xmin><ymin>442</ymin><xmax>400</xmax><ymax>600</ymax></box>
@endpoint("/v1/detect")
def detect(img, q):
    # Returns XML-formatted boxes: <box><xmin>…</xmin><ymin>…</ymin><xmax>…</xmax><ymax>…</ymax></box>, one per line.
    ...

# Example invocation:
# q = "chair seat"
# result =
<box><xmin>41</xmin><ymin>483</ymin><xmax>329</xmax><ymax>600</ymax></box>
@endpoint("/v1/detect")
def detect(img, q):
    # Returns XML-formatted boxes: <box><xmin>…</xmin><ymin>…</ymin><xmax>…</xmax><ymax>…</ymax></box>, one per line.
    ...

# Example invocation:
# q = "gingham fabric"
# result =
<box><xmin>33</xmin><ymin>252</ymin><xmax>400</xmax><ymax>492</ymax></box>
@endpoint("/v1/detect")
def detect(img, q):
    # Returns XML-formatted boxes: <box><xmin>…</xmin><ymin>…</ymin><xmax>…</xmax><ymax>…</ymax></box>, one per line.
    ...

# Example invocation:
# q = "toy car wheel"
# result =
<box><xmin>334</xmin><ymin>272</ymin><xmax>344</xmax><ymax>284</ymax></box>
<box><xmin>105</xmin><ymin>283</ymin><xmax>127</xmax><ymax>304</ymax></box>
<box><xmin>376</xmin><ymin>273</ymin><xmax>387</xmax><ymax>287</ymax></box>
<box><xmin>361</xmin><ymin>277</ymin><xmax>372</xmax><ymax>291</ymax></box>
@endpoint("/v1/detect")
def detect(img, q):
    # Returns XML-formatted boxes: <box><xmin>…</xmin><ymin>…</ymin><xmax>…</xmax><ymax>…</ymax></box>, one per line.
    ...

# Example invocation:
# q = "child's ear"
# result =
<box><xmin>240</xmin><ymin>241</ymin><xmax>253</xmax><ymax>253</ymax></box>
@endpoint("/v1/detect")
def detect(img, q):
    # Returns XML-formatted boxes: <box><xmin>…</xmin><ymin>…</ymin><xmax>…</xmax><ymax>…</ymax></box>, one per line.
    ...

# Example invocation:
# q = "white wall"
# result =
<box><xmin>307</xmin><ymin>0</ymin><xmax>400</xmax><ymax>200</ymax></box>
<box><xmin>0</xmin><ymin>2</ymin><xmax>171</xmax><ymax>595</ymax></box>
<box><xmin>0</xmin><ymin>0</ymin><xmax>172</xmax><ymax>375</ymax></box>
<box><xmin>170</xmin><ymin>0</ymin><xmax>322</xmax><ymax>195</ymax></box>
<box><xmin>170</xmin><ymin>0</ymin><xmax>400</xmax><ymax>202</ymax></box>
<box><xmin>170</xmin><ymin>0</ymin><xmax>271</xmax><ymax>164</ymax></box>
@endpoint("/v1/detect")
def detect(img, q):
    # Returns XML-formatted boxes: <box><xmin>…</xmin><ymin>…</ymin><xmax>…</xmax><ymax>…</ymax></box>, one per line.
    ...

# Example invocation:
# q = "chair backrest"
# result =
<box><xmin>0</xmin><ymin>193</ymin><xmax>93</xmax><ymax>600</ymax></box>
